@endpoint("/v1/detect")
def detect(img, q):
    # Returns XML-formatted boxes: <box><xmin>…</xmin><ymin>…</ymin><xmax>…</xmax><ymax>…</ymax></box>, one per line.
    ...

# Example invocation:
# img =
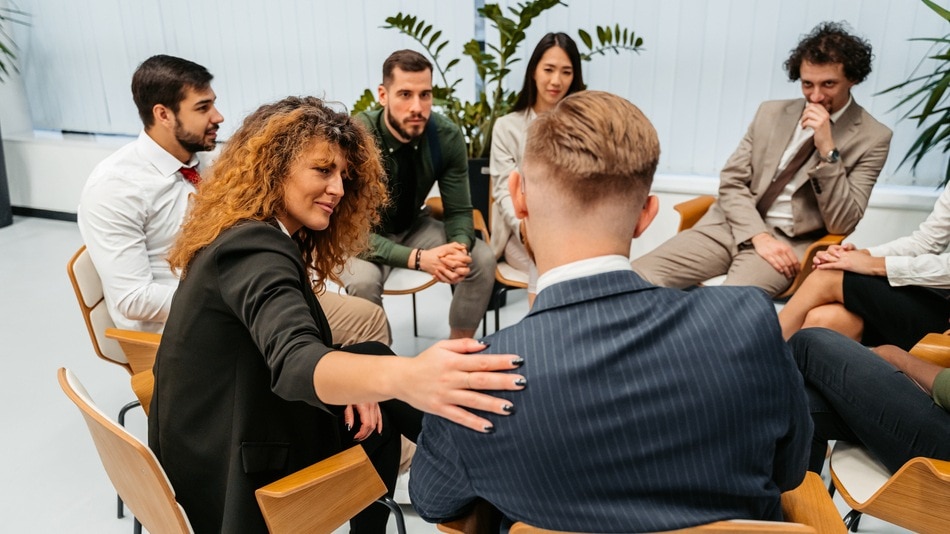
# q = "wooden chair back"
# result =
<box><xmin>828</xmin><ymin>331</ymin><xmax>950</xmax><ymax>534</ymax></box>
<box><xmin>256</xmin><ymin>445</ymin><xmax>387</xmax><ymax>534</ymax></box>
<box><xmin>58</xmin><ymin>367</ymin><xmax>193</xmax><ymax>533</ymax></box>
<box><xmin>67</xmin><ymin>366</ymin><xmax>389</xmax><ymax>534</ymax></box>
<box><xmin>438</xmin><ymin>472</ymin><xmax>839</xmax><ymax>534</ymax></box>
<box><xmin>671</xmin><ymin>196</ymin><xmax>844</xmax><ymax>298</ymax></box>
<box><xmin>131</xmin><ymin>370</ymin><xmax>154</xmax><ymax>417</ymax></box>
<box><xmin>67</xmin><ymin>246</ymin><xmax>160</xmax><ymax>375</ymax></box>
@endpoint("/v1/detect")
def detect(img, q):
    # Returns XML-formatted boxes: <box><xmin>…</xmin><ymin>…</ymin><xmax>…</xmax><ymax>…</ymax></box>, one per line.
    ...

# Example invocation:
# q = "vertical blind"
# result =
<box><xmin>10</xmin><ymin>0</ymin><xmax>948</xmax><ymax>186</ymax></box>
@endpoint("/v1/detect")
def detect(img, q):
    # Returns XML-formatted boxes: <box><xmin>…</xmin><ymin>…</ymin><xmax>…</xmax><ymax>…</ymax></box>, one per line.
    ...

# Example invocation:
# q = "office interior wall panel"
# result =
<box><xmin>5</xmin><ymin>0</ymin><xmax>948</xmax><ymax>186</ymax></box>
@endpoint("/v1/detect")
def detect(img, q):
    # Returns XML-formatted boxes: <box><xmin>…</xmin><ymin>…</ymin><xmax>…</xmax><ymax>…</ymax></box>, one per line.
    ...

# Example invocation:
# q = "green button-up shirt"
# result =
<box><xmin>356</xmin><ymin>108</ymin><xmax>475</xmax><ymax>267</ymax></box>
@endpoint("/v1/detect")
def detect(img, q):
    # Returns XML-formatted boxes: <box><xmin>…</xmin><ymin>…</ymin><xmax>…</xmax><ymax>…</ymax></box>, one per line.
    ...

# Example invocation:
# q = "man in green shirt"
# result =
<box><xmin>345</xmin><ymin>49</ymin><xmax>495</xmax><ymax>339</ymax></box>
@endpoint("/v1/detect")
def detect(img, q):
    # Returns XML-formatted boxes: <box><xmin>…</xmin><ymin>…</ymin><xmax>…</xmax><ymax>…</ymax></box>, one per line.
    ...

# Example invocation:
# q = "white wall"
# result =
<box><xmin>0</xmin><ymin>0</ymin><xmax>945</xmax><ymax>226</ymax></box>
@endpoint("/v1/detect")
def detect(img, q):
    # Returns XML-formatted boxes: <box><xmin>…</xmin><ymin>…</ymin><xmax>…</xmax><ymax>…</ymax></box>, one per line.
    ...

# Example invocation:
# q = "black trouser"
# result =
<box><xmin>340</xmin><ymin>342</ymin><xmax>423</xmax><ymax>534</ymax></box>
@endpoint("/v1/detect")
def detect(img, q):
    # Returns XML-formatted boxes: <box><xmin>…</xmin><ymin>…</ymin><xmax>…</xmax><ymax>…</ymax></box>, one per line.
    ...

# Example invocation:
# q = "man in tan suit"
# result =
<box><xmin>632</xmin><ymin>22</ymin><xmax>892</xmax><ymax>296</ymax></box>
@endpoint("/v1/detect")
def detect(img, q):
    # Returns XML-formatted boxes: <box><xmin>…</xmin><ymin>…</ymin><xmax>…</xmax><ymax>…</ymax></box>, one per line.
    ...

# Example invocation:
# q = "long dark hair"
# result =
<box><xmin>511</xmin><ymin>32</ymin><xmax>585</xmax><ymax>113</ymax></box>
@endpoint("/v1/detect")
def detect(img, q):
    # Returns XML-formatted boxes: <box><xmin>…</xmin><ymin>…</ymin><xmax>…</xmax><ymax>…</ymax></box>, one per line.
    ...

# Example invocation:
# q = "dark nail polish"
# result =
<box><xmin>511</xmin><ymin>357</ymin><xmax>524</xmax><ymax>367</ymax></box>
<box><xmin>480</xmin><ymin>342</ymin><xmax>491</xmax><ymax>349</ymax></box>
<box><xmin>483</xmin><ymin>425</ymin><xmax>495</xmax><ymax>434</ymax></box>
<box><xmin>514</xmin><ymin>377</ymin><xmax>527</xmax><ymax>387</ymax></box>
<box><xmin>502</xmin><ymin>404</ymin><xmax>515</xmax><ymax>413</ymax></box>
<box><xmin>345</xmin><ymin>423</ymin><xmax>351</xmax><ymax>431</ymax></box>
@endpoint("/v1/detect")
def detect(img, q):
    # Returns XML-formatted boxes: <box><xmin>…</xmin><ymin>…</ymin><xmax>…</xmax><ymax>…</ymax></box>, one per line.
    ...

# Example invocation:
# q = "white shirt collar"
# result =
<box><xmin>275</xmin><ymin>218</ymin><xmax>292</xmax><ymax>237</ymax></box>
<box><xmin>137</xmin><ymin>130</ymin><xmax>198</xmax><ymax>178</ymax></box>
<box><xmin>830</xmin><ymin>95</ymin><xmax>852</xmax><ymax>124</ymax></box>
<box><xmin>536</xmin><ymin>255</ymin><xmax>633</xmax><ymax>294</ymax></box>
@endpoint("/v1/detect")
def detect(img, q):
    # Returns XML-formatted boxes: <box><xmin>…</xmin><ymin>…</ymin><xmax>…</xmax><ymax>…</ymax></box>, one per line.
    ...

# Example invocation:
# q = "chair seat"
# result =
<box><xmin>383</xmin><ymin>268</ymin><xmax>437</xmax><ymax>295</ymax></box>
<box><xmin>829</xmin><ymin>441</ymin><xmax>891</xmax><ymax>505</ymax></box>
<box><xmin>496</xmin><ymin>261</ymin><xmax>529</xmax><ymax>286</ymax></box>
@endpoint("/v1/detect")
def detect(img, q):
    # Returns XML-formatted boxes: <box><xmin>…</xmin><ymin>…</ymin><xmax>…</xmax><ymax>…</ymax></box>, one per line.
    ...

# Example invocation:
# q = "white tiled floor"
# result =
<box><xmin>0</xmin><ymin>216</ymin><xmax>910</xmax><ymax>533</ymax></box>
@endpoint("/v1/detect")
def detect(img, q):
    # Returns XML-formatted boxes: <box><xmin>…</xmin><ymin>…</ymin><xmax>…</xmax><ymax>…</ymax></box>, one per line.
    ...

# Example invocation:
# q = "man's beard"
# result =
<box><xmin>175</xmin><ymin>123</ymin><xmax>216</xmax><ymax>153</ymax></box>
<box><xmin>385</xmin><ymin>107</ymin><xmax>426</xmax><ymax>141</ymax></box>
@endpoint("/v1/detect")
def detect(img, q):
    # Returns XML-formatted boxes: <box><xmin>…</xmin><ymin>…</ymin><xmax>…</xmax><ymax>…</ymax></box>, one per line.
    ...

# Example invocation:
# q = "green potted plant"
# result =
<box><xmin>879</xmin><ymin>0</ymin><xmax>950</xmax><ymax>186</ymax></box>
<box><xmin>352</xmin><ymin>0</ymin><xmax>644</xmax><ymax>160</ymax></box>
<box><xmin>0</xmin><ymin>4</ymin><xmax>29</xmax><ymax>227</ymax></box>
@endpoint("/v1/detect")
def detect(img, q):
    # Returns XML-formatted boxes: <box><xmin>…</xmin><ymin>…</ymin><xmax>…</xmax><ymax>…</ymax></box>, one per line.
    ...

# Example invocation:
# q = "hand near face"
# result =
<box><xmin>397</xmin><ymin>338</ymin><xmax>525</xmax><ymax>433</ymax></box>
<box><xmin>751</xmin><ymin>233</ymin><xmax>800</xmax><ymax>279</ymax></box>
<box><xmin>801</xmin><ymin>103</ymin><xmax>834</xmax><ymax>155</ymax></box>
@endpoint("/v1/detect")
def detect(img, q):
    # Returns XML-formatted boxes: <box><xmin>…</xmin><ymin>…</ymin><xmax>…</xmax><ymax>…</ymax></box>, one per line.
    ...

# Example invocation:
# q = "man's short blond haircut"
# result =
<box><xmin>524</xmin><ymin>90</ymin><xmax>659</xmax><ymax>205</ymax></box>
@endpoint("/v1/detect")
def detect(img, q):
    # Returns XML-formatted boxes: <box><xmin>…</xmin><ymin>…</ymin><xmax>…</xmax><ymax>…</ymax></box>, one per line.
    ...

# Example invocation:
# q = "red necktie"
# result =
<box><xmin>180</xmin><ymin>165</ymin><xmax>201</xmax><ymax>186</ymax></box>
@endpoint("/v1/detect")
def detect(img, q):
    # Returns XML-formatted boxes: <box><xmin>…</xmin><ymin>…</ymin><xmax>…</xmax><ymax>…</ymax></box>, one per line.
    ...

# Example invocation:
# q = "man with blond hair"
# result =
<box><xmin>409</xmin><ymin>91</ymin><xmax>811</xmax><ymax>532</ymax></box>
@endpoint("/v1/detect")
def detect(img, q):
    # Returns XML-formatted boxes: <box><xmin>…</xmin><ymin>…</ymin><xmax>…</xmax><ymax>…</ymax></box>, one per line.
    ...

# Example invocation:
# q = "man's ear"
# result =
<box><xmin>632</xmin><ymin>195</ymin><xmax>659</xmax><ymax>238</ymax></box>
<box><xmin>508</xmin><ymin>170</ymin><xmax>528</xmax><ymax>219</ymax></box>
<box><xmin>377</xmin><ymin>84</ymin><xmax>387</xmax><ymax>107</ymax></box>
<box><xmin>152</xmin><ymin>104</ymin><xmax>173</xmax><ymax>128</ymax></box>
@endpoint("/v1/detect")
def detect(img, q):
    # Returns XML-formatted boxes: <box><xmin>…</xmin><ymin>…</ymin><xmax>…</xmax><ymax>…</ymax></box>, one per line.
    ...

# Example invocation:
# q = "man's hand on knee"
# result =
<box><xmin>751</xmin><ymin>232</ymin><xmax>800</xmax><ymax>279</ymax></box>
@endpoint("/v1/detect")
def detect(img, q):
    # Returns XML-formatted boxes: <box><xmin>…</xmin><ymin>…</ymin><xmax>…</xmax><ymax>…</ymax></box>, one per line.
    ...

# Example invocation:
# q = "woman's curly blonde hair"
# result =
<box><xmin>167</xmin><ymin>96</ymin><xmax>388</xmax><ymax>291</ymax></box>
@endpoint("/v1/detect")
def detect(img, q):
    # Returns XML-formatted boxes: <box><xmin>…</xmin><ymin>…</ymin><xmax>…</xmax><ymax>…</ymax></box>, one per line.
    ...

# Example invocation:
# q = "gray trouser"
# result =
<box><xmin>341</xmin><ymin>216</ymin><xmax>496</xmax><ymax>331</ymax></box>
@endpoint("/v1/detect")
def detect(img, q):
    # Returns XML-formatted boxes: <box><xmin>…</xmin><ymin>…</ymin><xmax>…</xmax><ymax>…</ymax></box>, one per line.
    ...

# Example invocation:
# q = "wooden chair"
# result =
<box><xmin>60</xmin><ymin>367</ymin><xmax>394</xmax><ymax>534</ymax></box>
<box><xmin>130</xmin><ymin>370</ymin><xmax>154</xmax><ymax>417</ymax></box>
<box><xmin>828</xmin><ymin>331</ymin><xmax>950</xmax><ymax>534</ymax></box>
<box><xmin>672</xmin><ymin>195</ymin><xmax>845</xmax><ymax>299</ymax></box>
<box><xmin>438</xmin><ymin>472</ymin><xmax>840</xmax><ymax>534</ymax></box>
<box><xmin>59</xmin><ymin>367</ymin><xmax>194</xmax><ymax>534</ymax></box>
<box><xmin>67</xmin><ymin>245</ymin><xmax>162</xmax><ymax>376</ymax></box>
<box><xmin>67</xmin><ymin>245</ymin><xmax>162</xmax><ymax>520</ymax></box>
<box><xmin>255</xmin><ymin>446</ymin><xmax>389</xmax><ymax>534</ymax></box>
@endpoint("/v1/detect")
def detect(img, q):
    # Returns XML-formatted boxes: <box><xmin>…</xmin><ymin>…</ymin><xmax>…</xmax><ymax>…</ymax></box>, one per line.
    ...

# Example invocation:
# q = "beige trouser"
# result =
<box><xmin>316</xmin><ymin>290</ymin><xmax>391</xmax><ymax>346</ymax></box>
<box><xmin>631</xmin><ymin>223</ymin><xmax>796</xmax><ymax>297</ymax></box>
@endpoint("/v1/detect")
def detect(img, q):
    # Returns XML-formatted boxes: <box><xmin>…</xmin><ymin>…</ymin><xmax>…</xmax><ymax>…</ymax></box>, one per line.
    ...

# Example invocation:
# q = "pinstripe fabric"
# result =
<box><xmin>409</xmin><ymin>270</ymin><xmax>811</xmax><ymax>533</ymax></box>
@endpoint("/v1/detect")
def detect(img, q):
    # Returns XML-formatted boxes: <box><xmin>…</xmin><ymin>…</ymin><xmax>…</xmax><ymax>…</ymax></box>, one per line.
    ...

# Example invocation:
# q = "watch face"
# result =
<box><xmin>827</xmin><ymin>149</ymin><xmax>840</xmax><ymax>163</ymax></box>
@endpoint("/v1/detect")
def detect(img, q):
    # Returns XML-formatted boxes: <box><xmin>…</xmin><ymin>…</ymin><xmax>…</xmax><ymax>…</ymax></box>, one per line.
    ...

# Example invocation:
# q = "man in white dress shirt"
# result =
<box><xmin>78</xmin><ymin>55</ymin><xmax>390</xmax><ymax>345</ymax></box>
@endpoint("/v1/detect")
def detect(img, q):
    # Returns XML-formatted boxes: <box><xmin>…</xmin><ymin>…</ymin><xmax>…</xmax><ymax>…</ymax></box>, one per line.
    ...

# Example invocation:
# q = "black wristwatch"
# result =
<box><xmin>821</xmin><ymin>148</ymin><xmax>840</xmax><ymax>164</ymax></box>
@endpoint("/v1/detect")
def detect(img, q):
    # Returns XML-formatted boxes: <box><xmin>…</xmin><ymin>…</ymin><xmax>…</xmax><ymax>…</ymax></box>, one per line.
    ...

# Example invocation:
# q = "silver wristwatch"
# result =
<box><xmin>822</xmin><ymin>148</ymin><xmax>840</xmax><ymax>164</ymax></box>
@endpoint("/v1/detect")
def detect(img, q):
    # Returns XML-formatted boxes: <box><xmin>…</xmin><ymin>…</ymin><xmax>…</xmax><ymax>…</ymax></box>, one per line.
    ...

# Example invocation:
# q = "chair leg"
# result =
<box><xmin>843</xmin><ymin>509</ymin><xmax>862</xmax><ymax>532</ymax></box>
<box><xmin>411</xmin><ymin>293</ymin><xmax>418</xmax><ymax>337</ymax></box>
<box><xmin>116</xmin><ymin>400</ymin><xmax>141</xmax><ymax>428</ymax></box>
<box><xmin>116</xmin><ymin>400</ymin><xmax>141</xmax><ymax>518</ymax></box>
<box><xmin>494</xmin><ymin>286</ymin><xmax>510</xmax><ymax>332</ymax></box>
<box><xmin>133</xmin><ymin>517</ymin><xmax>142</xmax><ymax>534</ymax></box>
<box><xmin>375</xmin><ymin>496</ymin><xmax>407</xmax><ymax>534</ymax></box>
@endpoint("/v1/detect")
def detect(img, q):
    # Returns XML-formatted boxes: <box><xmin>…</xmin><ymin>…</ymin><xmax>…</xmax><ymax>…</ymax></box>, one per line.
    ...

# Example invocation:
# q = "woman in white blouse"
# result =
<box><xmin>489</xmin><ymin>32</ymin><xmax>585</xmax><ymax>304</ymax></box>
<box><xmin>779</xmin><ymin>182</ymin><xmax>950</xmax><ymax>349</ymax></box>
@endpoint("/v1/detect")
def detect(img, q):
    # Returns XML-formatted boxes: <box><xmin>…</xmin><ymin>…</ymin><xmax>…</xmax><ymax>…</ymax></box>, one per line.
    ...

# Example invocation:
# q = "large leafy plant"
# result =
<box><xmin>880</xmin><ymin>0</ymin><xmax>950</xmax><ymax>185</ymax></box>
<box><xmin>353</xmin><ymin>0</ymin><xmax>644</xmax><ymax>159</ymax></box>
<box><xmin>0</xmin><ymin>5</ymin><xmax>28</xmax><ymax>82</ymax></box>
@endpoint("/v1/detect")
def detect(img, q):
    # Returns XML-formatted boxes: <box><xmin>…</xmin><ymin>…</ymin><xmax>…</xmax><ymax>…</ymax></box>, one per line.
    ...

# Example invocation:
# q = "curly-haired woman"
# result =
<box><xmin>149</xmin><ymin>96</ymin><xmax>525</xmax><ymax>534</ymax></box>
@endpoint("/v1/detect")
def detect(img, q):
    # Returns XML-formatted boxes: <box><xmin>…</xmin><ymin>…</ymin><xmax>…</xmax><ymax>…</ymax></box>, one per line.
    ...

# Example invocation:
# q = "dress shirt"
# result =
<box><xmin>867</xmin><ymin>181</ymin><xmax>950</xmax><ymax>288</ymax></box>
<box><xmin>536</xmin><ymin>254</ymin><xmax>633</xmax><ymax>294</ymax></box>
<box><xmin>77</xmin><ymin>131</ymin><xmax>211</xmax><ymax>332</ymax></box>
<box><xmin>765</xmin><ymin>97</ymin><xmax>852</xmax><ymax>234</ymax></box>
<box><xmin>355</xmin><ymin>108</ymin><xmax>475</xmax><ymax>268</ymax></box>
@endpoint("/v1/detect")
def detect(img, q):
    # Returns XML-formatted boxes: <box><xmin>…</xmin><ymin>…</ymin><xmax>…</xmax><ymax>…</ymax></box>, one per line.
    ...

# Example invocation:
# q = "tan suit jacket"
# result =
<box><xmin>632</xmin><ymin>97</ymin><xmax>892</xmax><ymax>295</ymax></box>
<box><xmin>701</xmin><ymin>98</ymin><xmax>892</xmax><ymax>254</ymax></box>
